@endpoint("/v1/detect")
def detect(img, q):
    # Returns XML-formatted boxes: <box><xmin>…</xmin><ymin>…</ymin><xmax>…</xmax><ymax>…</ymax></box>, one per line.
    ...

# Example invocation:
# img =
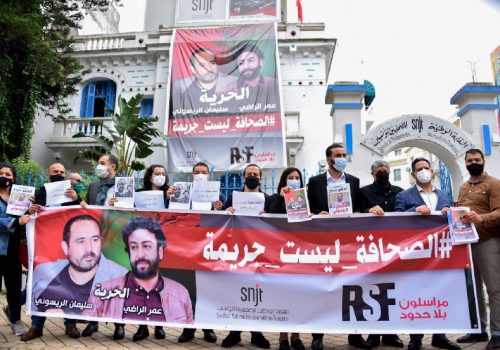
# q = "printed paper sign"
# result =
<box><xmin>44</xmin><ymin>180</ymin><xmax>72</xmax><ymax>206</ymax></box>
<box><xmin>448</xmin><ymin>207</ymin><xmax>479</xmax><ymax>245</ymax></box>
<box><xmin>232</xmin><ymin>191</ymin><xmax>265</xmax><ymax>215</ymax></box>
<box><xmin>114</xmin><ymin>177</ymin><xmax>134</xmax><ymax>209</ymax></box>
<box><xmin>134</xmin><ymin>191</ymin><xmax>165</xmax><ymax>209</ymax></box>
<box><xmin>327</xmin><ymin>184</ymin><xmax>353</xmax><ymax>214</ymax></box>
<box><xmin>284</xmin><ymin>188</ymin><xmax>310</xmax><ymax>222</ymax></box>
<box><xmin>7</xmin><ymin>185</ymin><xmax>35</xmax><ymax>216</ymax></box>
<box><xmin>169</xmin><ymin>182</ymin><xmax>192</xmax><ymax>210</ymax></box>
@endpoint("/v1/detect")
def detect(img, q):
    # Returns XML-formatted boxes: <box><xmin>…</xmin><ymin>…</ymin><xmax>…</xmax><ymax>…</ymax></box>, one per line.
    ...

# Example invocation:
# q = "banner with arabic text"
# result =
<box><xmin>167</xmin><ymin>23</ymin><xmax>285</xmax><ymax>172</ymax></box>
<box><xmin>27</xmin><ymin>208</ymin><xmax>480</xmax><ymax>333</ymax></box>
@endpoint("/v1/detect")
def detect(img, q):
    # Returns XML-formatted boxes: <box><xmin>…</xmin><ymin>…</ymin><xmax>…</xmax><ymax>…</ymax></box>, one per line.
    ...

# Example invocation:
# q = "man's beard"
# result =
<box><xmin>69</xmin><ymin>252</ymin><xmax>101</xmax><ymax>272</ymax></box>
<box><xmin>239</xmin><ymin>67</ymin><xmax>261</xmax><ymax>84</ymax></box>
<box><xmin>131</xmin><ymin>256</ymin><xmax>161</xmax><ymax>279</ymax></box>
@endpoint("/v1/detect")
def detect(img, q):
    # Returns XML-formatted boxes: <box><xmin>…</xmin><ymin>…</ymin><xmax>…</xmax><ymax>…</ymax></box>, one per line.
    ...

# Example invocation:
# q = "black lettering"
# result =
<box><xmin>342</xmin><ymin>285</ymin><xmax>371</xmax><ymax>321</ymax></box>
<box><xmin>370</xmin><ymin>283</ymin><xmax>396</xmax><ymax>321</ymax></box>
<box><xmin>230</xmin><ymin>147</ymin><xmax>244</xmax><ymax>164</ymax></box>
<box><xmin>242</xmin><ymin>146</ymin><xmax>254</xmax><ymax>162</ymax></box>
<box><xmin>192</xmin><ymin>0</ymin><xmax>199</xmax><ymax>11</ymax></box>
<box><xmin>240</xmin><ymin>287</ymin><xmax>248</xmax><ymax>302</ymax></box>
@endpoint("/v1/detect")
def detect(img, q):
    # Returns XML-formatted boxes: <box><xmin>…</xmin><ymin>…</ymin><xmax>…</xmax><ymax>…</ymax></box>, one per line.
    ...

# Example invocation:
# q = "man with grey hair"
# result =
<box><xmin>357</xmin><ymin>160</ymin><xmax>404</xmax><ymax>347</ymax></box>
<box><xmin>357</xmin><ymin>160</ymin><xmax>404</xmax><ymax>216</ymax></box>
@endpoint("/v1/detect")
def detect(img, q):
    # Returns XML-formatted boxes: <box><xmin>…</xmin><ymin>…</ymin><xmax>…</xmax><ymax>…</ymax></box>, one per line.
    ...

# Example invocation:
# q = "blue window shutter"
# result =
<box><xmin>105</xmin><ymin>81</ymin><xmax>116</xmax><ymax>116</ymax></box>
<box><xmin>85</xmin><ymin>81</ymin><xmax>96</xmax><ymax>117</ymax></box>
<box><xmin>140</xmin><ymin>99</ymin><xmax>154</xmax><ymax>119</ymax></box>
<box><xmin>80</xmin><ymin>84</ymin><xmax>89</xmax><ymax>118</ymax></box>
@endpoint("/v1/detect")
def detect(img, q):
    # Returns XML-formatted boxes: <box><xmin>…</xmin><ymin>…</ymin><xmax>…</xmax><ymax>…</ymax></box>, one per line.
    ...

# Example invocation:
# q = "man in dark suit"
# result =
<box><xmin>394</xmin><ymin>157</ymin><xmax>460</xmax><ymax>350</ymax></box>
<box><xmin>307</xmin><ymin>143</ymin><xmax>360</xmax><ymax>215</ymax></box>
<box><xmin>306</xmin><ymin>143</ymin><xmax>368</xmax><ymax>350</ymax></box>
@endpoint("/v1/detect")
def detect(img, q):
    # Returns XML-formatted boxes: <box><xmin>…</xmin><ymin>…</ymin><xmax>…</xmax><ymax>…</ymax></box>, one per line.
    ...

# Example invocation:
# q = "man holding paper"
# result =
<box><xmin>456</xmin><ymin>149</ymin><xmax>500</xmax><ymax>350</ymax></box>
<box><xmin>22</xmin><ymin>163</ymin><xmax>82</xmax><ymax>342</ymax></box>
<box><xmin>221</xmin><ymin>163</ymin><xmax>271</xmax><ymax>349</ymax></box>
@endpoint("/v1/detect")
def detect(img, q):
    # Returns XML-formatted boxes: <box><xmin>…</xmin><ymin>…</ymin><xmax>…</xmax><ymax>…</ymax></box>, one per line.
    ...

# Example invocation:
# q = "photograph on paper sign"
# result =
<box><xmin>169</xmin><ymin>182</ymin><xmax>192</xmax><ymax>208</ymax></box>
<box><xmin>6</xmin><ymin>184</ymin><xmax>35</xmax><ymax>216</ymax></box>
<box><xmin>327</xmin><ymin>184</ymin><xmax>353</xmax><ymax>215</ymax></box>
<box><xmin>284</xmin><ymin>188</ymin><xmax>311</xmax><ymax>222</ymax></box>
<box><xmin>447</xmin><ymin>207</ymin><xmax>479</xmax><ymax>245</ymax></box>
<box><xmin>31</xmin><ymin>211</ymin><xmax>195</xmax><ymax>324</ymax></box>
<box><xmin>114</xmin><ymin>177</ymin><xmax>134</xmax><ymax>198</ymax></box>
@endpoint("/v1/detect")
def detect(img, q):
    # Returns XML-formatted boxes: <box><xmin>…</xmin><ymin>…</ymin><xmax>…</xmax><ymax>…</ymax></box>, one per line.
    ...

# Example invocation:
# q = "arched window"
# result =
<box><xmin>140</xmin><ymin>98</ymin><xmax>154</xmax><ymax>118</ymax></box>
<box><xmin>80</xmin><ymin>80</ymin><xmax>117</xmax><ymax>118</ymax></box>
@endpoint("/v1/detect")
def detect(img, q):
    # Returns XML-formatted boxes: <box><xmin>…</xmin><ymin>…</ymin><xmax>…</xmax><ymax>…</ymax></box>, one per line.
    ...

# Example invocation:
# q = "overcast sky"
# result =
<box><xmin>92</xmin><ymin>0</ymin><xmax>500</xmax><ymax>124</ymax></box>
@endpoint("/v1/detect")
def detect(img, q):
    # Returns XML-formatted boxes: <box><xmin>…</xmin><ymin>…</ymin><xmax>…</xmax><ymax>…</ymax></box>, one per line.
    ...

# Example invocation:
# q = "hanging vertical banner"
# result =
<box><xmin>168</xmin><ymin>23</ymin><xmax>285</xmax><ymax>172</ymax></box>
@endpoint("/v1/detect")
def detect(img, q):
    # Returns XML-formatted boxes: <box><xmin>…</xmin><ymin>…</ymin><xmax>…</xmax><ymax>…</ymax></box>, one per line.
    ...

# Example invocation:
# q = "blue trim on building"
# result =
<box><xmin>450</xmin><ymin>85</ymin><xmax>500</xmax><ymax>105</ymax></box>
<box><xmin>327</xmin><ymin>84</ymin><xmax>368</xmax><ymax>93</ymax></box>
<box><xmin>456</xmin><ymin>103</ymin><xmax>498</xmax><ymax>117</ymax></box>
<box><xmin>331</xmin><ymin>102</ymin><xmax>363</xmax><ymax>112</ymax></box>
<box><xmin>345</xmin><ymin>124</ymin><xmax>353</xmax><ymax>154</ymax></box>
<box><xmin>482</xmin><ymin>124</ymin><xmax>492</xmax><ymax>155</ymax></box>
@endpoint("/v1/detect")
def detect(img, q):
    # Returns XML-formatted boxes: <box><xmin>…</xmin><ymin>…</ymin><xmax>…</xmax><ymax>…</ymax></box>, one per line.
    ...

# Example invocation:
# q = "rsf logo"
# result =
<box><xmin>342</xmin><ymin>283</ymin><xmax>396</xmax><ymax>321</ymax></box>
<box><xmin>230</xmin><ymin>146</ymin><xmax>254</xmax><ymax>164</ymax></box>
<box><xmin>241</xmin><ymin>283</ymin><xmax>263</xmax><ymax>307</ymax></box>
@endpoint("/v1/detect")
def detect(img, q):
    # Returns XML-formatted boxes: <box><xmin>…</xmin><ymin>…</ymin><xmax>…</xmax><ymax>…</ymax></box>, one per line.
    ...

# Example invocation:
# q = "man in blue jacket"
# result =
<box><xmin>394</xmin><ymin>157</ymin><xmax>459</xmax><ymax>350</ymax></box>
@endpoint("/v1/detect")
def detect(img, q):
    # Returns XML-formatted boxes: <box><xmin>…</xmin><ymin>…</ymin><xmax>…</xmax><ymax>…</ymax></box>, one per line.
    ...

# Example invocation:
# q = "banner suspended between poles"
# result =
<box><xmin>167</xmin><ymin>23</ymin><xmax>286</xmax><ymax>172</ymax></box>
<box><xmin>27</xmin><ymin>207</ymin><xmax>480</xmax><ymax>333</ymax></box>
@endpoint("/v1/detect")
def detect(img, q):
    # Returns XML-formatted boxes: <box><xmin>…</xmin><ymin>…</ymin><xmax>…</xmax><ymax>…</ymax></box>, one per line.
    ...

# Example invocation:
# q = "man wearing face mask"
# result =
<box><xmin>307</xmin><ymin>143</ymin><xmax>360</xmax><ymax>217</ymax></box>
<box><xmin>394</xmin><ymin>158</ymin><xmax>459</xmax><ymax>350</ymax></box>
<box><xmin>357</xmin><ymin>160</ymin><xmax>404</xmax><ymax>348</ymax></box>
<box><xmin>456</xmin><ymin>149</ymin><xmax>500</xmax><ymax>350</ymax></box>
<box><xmin>177</xmin><ymin>162</ymin><xmax>221</xmax><ymax>344</ymax></box>
<box><xmin>22</xmin><ymin>163</ymin><xmax>82</xmax><ymax>341</ymax></box>
<box><xmin>306</xmin><ymin>144</ymin><xmax>365</xmax><ymax>350</ymax></box>
<box><xmin>81</xmin><ymin>153</ymin><xmax>126</xmax><ymax>340</ymax></box>
<box><xmin>221</xmin><ymin>164</ymin><xmax>271</xmax><ymax>349</ymax></box>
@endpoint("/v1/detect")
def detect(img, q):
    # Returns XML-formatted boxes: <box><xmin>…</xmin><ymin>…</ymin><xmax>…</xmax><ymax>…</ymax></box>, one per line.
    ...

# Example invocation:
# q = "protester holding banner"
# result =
<box><xmin>0</xmin><ymin>162</ymin><xmax>30</xmax><ymax>337</ymax></box>
<box><xmin>22</xmin><ymin>162</ymin><xmax>83</xmax><ymax>342</ymax></box>
<box><xmin>132</xmin><ymin>164</ymin><xmax>172</xmax><ymax>341</ymax></box>
<box><xmin>222</xmin><ymin>163</ymin><xmax>271</xmax><ymax>349</ymax></box>
<box><xmin>456</xmin><ymin>148</ymin><xmax>500</xmax><ymax>350</ymax></box>
<box><xmin>80</xmin><ymin>153</ymin><xmax>126</xmax><ymax>340</ymax></box>
<box><xmin>306</xmin><ymin>143</ymin><xmax>366</xmax><ymax>350</ymax></box>
<box><xmin>358</xmin><ymin>160</ymin><xmax>404</xmax><ymax>348</ymax></box>
<box><xmin>268</xmin><ymin>167</ymin><xmax>306</xmax><ymax>350</ymax></box>
<box><xmin>394</xmin><ymin>158</ymin><xmax>459</xmax><ymax>350</ymax></box>
<box><xmin>177</xmin><ymin>161</ymin><xmax>221</xmax><ymax>344</ymax></box>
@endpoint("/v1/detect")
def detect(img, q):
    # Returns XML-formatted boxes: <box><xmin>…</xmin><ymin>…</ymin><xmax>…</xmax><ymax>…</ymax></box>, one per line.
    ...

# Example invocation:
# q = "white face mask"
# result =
<box><xmin>193</xmin><ymin>174</ymin><xmax>208</xmax><ymax>182</ymax></box>
<box><xmin>95</xmin><ymin>164</ymin><xmax>109</xmax><ymax>179</ymax></box>
<box><xmin>287</xmin><ymin>179</ymin><xmax>301</xmax><ymax>190</ymax></box>
<box><xmin>153</xmin><ymin>175</ymin><xmax>166</xmax><ymax>187</ymax></box>
<box><xmin>416</xmin><ymin>169</ymin><xmax>432</xmax><ymax>184</ymax></box>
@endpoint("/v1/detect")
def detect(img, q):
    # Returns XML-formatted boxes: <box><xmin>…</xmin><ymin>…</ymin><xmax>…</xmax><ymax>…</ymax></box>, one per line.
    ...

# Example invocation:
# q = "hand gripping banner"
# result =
<box><xmin>27</xmin><ymin>207</ymin><xmax>480</xmax><ymax>333</ymax></box>
<box><xmin>167</xmin><ymin>23</ymin><xmax>286</xmax><ymax>172</ymax></box>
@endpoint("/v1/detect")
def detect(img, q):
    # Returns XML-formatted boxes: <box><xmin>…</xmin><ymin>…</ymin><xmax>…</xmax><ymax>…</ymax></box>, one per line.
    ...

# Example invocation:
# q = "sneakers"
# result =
<box><xmin>11</xmin><ymin>320</ymin><xmax>25</xmax><ymax>336</ymax></box>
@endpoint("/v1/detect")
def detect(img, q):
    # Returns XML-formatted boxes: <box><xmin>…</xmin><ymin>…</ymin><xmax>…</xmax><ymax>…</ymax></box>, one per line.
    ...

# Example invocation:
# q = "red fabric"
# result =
<box><xmin>297</xmin><ymin>0</ymin><xmax>303</xmax><ymax>23</ymax></box>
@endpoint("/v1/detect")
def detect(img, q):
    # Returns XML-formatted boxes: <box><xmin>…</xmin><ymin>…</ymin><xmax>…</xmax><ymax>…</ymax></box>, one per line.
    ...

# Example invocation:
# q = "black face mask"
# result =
<box><xmin>50</xmin><ymin>174</ymin><xmax>65</xmax><ymax>182</ymax></box>
<box><xmin>244</xmin><ymin>176</ymin><xmax>260</xmax><ymax>190</ymax></box>
<box><xmin>0</xmin><ymin>176</ymin><xmax>12</xmax><ymax>188</ymax></box>
<box><xmin>375</xmin><ymin>171</ymin><xmax>390</xmax><ymax>186</ymax></box>
<box><xmin>466</xmin><ymin>163</ymin><xmax>484</xmax><ymax>177</ymax></box>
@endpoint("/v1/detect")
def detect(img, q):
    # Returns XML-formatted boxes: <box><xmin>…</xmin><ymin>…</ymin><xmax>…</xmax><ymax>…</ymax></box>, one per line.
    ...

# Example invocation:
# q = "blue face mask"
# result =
<box><xmin>332</xmin><ymin>157</ymin><xmax>347</xmax><ymax>172</ymax></box>
<box><xmin>287</xmin><ymin>179</ymin><xmax>301</xmax><ymax>190</ymax></box>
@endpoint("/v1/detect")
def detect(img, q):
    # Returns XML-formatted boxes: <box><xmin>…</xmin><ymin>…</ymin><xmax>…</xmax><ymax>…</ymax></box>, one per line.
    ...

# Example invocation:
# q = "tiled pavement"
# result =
<box><xmin>0</xmin><ymin>293</ymin><xmax>489</xmax><ymax>350</ymax></box>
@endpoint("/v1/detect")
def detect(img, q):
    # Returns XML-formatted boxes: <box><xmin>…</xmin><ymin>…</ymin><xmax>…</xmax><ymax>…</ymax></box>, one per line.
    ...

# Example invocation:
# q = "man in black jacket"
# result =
<box><xmin>22</xmin><ymin>162</ymin><xmax>82</xmax><ymax>341</ymax></box>
<box><xmin>357</xmin><ymin>160</ymin><xmax>404</xmax><ymax>348</ymax></box>
<box><xmin>306</xmin><ymin>143</ymin><xmax>368</xmax><ymax>350</ymax></box>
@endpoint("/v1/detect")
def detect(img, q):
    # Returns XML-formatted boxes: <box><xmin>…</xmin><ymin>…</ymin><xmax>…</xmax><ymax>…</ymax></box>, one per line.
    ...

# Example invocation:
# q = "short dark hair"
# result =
<box><xmin>325</xmin><ymin>143</ymin><xmax>344</xmax><ymax>157</ymax></box>
<box><xmin>237</xmin><ymin>43</ymin><xmax>264</xmax><ymax>60</ymax></box>
<box><xmin>189</xmin><ymin>47</ymin><xmax>215</xmax><ymax>68</ymax></box>
<box><xmin>192</xmin><ymin>162</ymin><xmax>210</xmax><ymax>174</ymax></box>
<box><xmin>411</xmin><ymin>157</ymin><xmax>431</xmax><ymax>172</ymax></box>
<box><xmin>63</xmin><ymin>215</ymin><xmax>100</xmax><ymax>244</ymax></box>
<box><xmin>465</xmin><ymin>148</ymin><xmax>484</xmax><ymax>160</ymax></box>
<box><xmin>143</xmin><ymin>164</ymin><xmax>169</xmax><ymax>191</ymax></box>
<box><xmin>122</xmin><ymin>216</ymin><xmax>166</xmax><ymax>253</ymax></box>
<box><xmin>0</xmin><ymin>162</ymin><xmax>17</xmax><ymax>184</ymax></box>
<box><xmin>101</xmin><ymin>153</ymin><xmax>118</xmax><ymax>171</ymax></box>
<box><xmin>244</xmin><ymin>163</ymin><xmax>262</xmax><ymax>177</ymax></box>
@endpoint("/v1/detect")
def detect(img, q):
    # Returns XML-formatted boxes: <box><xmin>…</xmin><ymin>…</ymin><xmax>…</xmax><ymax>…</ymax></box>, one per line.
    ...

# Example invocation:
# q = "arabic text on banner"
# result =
<box><xmin>27</xmin><ymin>208</ymin><xmax>479</xmax><ymax>333</ymax></box>
<box><xmin>167</xmin><ymin>23</ymin><xmax>285</xmax><ymax>172</ymax></box>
